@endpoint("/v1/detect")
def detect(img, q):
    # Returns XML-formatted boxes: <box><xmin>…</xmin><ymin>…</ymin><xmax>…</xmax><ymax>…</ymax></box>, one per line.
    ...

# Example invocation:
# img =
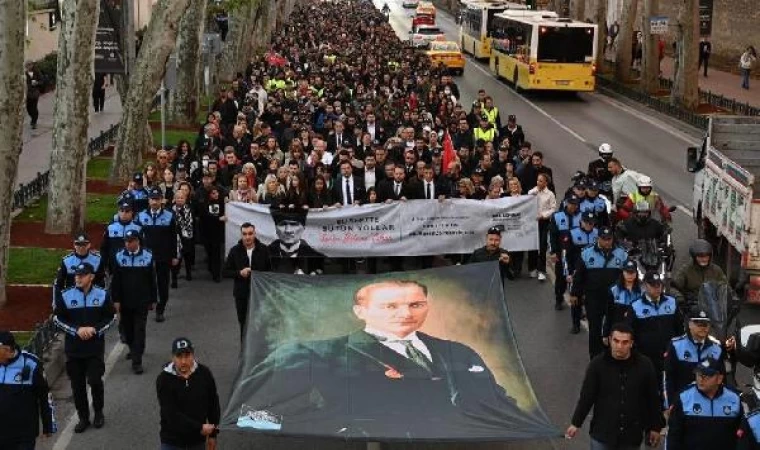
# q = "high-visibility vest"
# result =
<box><xmin>473</xmin><ymin>127</ymin><xmax>496</xmax><ymax>143</ymax></box>
<box><xmin>483</xmin><ymin>106</ymin><xmax>499</xmax><ymax>125</ymax></box>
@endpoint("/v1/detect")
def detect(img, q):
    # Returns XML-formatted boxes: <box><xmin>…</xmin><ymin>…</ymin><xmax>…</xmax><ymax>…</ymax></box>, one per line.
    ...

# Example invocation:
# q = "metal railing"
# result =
<box><xmin>22</xmin><ymin>316</ymin><xmax>59</xmax><ymax>358</ymax></box>
<box><xmin>657</xmin><ymin>76</ymin><xmax>760</xmax><ymax>117</ymax></box>
<box><xmin>596</xmin><ymin>76</ymin><xmax>710</xmax><ymax>130</ymax></box>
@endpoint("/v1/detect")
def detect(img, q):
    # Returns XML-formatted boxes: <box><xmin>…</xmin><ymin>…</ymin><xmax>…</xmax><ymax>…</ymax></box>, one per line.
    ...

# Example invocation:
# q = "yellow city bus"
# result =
<box><xmin>489</xmin><ymin>10</ymin><xmax>597</xmax><ymax>92</ymax></box>
<box><xmin>459</xmin><ymin>0</ymin><xmax>528</xmax><ymax>59</ymax></box>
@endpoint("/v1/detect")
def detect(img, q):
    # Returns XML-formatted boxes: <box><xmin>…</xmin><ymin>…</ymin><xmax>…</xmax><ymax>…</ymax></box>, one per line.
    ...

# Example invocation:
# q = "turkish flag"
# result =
<box><xmin>442</xmin><ymin>130</ymin><xmax>456</xmax><ymax>171</ymax></box>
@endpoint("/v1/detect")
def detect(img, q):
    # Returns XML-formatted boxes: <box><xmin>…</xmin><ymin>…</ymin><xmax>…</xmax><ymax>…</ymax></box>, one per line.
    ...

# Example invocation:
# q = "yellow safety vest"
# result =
<box><xmin>483</xmin><ymin>106</ymin><xmax>499</xmax><ymax>125</ymax></box>
<box><xmin>473</xmin><ymin>127</ymin><xmax>496</xmax><ymax>143</ymax></box>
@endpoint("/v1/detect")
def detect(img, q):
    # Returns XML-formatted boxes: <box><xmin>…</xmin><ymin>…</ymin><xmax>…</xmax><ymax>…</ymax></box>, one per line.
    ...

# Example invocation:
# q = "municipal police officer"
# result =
<box><xmin>581</xmin><ymin>181</ymin><xmax>610</xmax><ymax>226</ymax></box>
<box><xmin>53</xmin><ymin>262</ymin><xmax>116</xmax><ymax>433</ymax></box>
<box><xmin>602</xmin><ymin>259</ymin><xmax>643</xmax><ymax>338</ymax></box>
<box><xmin>119</xmin><ymin>172</ymin><xmax>149</xmax><ymax>213</ymax></box>
<box><xmin>663</xmin><ymin>307</ymin><xmax>735</xmax><ymax>409</ymax></box>
<box><xmin>738</xmin><ymin>396</ymin><xmax>760</xmax><ymax>449</ymax></box>
<box><xmin>623</xmin><ymin>272</ymin><xmax>683</xmax><ymax>380</ymax></box>
<box><xmin>55</xmin><ymin>233</ymin><xmax>104</xmax><ymax>293</ymax></box>
<box><xmin>566</xmin><ymin>211</ymin><xmax>599</xmax><ymax>334</ymax></box>
<box><xmin>569</xmin><ymin>226</ymin><xmax>628</xmax><ymax>359</ymax></box>
<box><xmin>136</xmin><ymin>188</ymin><xmax>180</xmax><ymax>323</ymax></box>
<box><xmin>469</xmin><ymin>226</ymin><xmax>513</xmax><ymax>280</ymax></box>
<box><xmin>100</xmin><ymin>200</ymin><xmax>142</xmax><ymax>274</ymax></box>
<box><xmin>548</xmin><ymin>194</ymin><xmax>582</xmax><ymax>312</ymax></box>
<box><xmin>667</xmin><ymin>357</ymin><xmax>743</xmax><ymax>450</ymax></box>
<box><xmin>110</xmin><ymin>229</ymin><xmax>157</xmax><ymax>375</ymax></box>
<box><xmin>0</xmin><ymin>330</ymin><xmax>55</xmax><ymax>448</ymax></box>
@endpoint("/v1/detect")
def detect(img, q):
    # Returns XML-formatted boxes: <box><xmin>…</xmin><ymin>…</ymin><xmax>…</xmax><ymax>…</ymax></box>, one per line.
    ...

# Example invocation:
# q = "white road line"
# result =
<box><xmin>52</xmin><ymin>342</ymin><xmax>126</xmax><ymax>450</ymax></box>
<box><xmin>677</xmin><ymin>204</ymin><xmax>694</xmax><ymax>218</ymax></box>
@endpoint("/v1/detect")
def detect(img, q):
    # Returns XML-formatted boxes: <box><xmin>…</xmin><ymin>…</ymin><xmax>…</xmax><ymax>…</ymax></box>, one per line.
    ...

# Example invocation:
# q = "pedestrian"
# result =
<box><xmin>224</xmin><ymin>222</ymin><xmax>271</xmax><ymax>338</ymax></box>
<box><xmin>565</xmin><ymin>211</ymin><xmax>599</xmax><ymax>334</ymax></box>
<box><xmin>25</xmin><ymin>61</ymin><xmax>41</xmax><ymax>130</ymax></box>
<box><xmin>157</xmin><ymin>338</ymin><xmax>220</xmax><ymax>450</ymax></box>
<box><xmin>136</xmin><ymin>187</ymin><xmax>180</xmax><ymax>323</ymax></box>
<box><xmin>53</xmin><ymin>262</ymin><xmax>116</xmax><ymax>433</ymax></box>
<box><xmin>531</xmin><ymin>173</ymin><xmax>559</xmax><ymax>283</ymax></box>
<box><xmin>0</xmin><ymin>330</ymin><xmax>56</xmax><ymax>449</ymax></box>
<box><xmin>92</xmin><ymin>73</ymin><xmax>107</xmax><ymax>113</ymax></box>
<box><xmin>171</xmin><ymin>190</ymin><xmax>195</xmax><ymax>287</ymax></box>
<box><xmin>547</xmin><ymin>194</ymin><xmax>582</xmax><ymax>304</ymax></box>
<box><xmin>100</xmin><ymin>200</ymin><xmax>143</xmax><ymax>273</ymax></box>
<box><xmin>698</xmin><ymin>38</ymin><xmax>711</xmax><ymax>77</ymax></box>
<box><xmin>55</xmin><ymin>232</ymin><xmax>105</xmax><ymax>294</ymax></box>
<box><xmin>566</xmin><ymin>322</ymin><xmax>664</xmax><ymax>449</ymax></box>
<box><xmin>199</xmin><ymin>186</ymin><xmax>226</xmax><ymax>282</ymax></box>
<box><xmin>741</xmin><ymin>46</ymin><xmax>757</xmax><ymax>90</ymax></box>
<box><xmin>469</xmin><ymin>226</ymin><xmax>513</xmax><ymax>280</ymax></box>
<box><xmin>110</xmin><ymin>229</ymin><xmax>157</xmax><ymax>375</ymax></box>
<box><xmin>569</xmin><ymin>226</ymin><xmax>628</xmax><ymax>359</ymax></box>
<box><xmin>601</xmin><ymin>260</ymin><xmax>642</xmax><ymax>338</ymax></box>
<box><xmin>666</xmin><ymin>357</ymin><xmax>743</xmax><ymax>450</ymax></box>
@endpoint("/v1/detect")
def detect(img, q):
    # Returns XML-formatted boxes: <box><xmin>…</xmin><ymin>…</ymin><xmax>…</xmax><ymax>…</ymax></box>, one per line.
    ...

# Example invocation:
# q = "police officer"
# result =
<box><xmin>100</xmin><ymin>199</ymin><xmax>142</xmax><ymax>274</ymax></box>
<box><xmin>119</xmin><ymin>173</ymin><xmax>149</xmax><ymax>213</ymax></box>
<box><xmin>581</xmin><ymin>181</ymin><xmax>610</xmax><ymax>226</ymax></box>
<box><xmin>587</xmin><ymin>143</ymin><xmax>614</xmax><ymax>187</ymax></box>
<box><xmin>569</xmin><ymin>226</ymin><xmax>628</xmax><ymax>359</ymax></box>
<box><xmin>566</xmin><ymin>211</ymin><xmax>599</xmax><ymax>334</ymax></box>
<box><xmin>548</xmin><ymin>194</ymin><xmax>582</xmax><ymax>311</ymax></box>
<box><xmin>738</xmin><ymin>389</ymin><xmax>760</xmax><ymax>449</ymax></box>
<box><xmin>623</xmin><ymin>272</ymin><xmax>683</xmax><ymax>381</ymax></box>
<box><xmin>666</xmin><ymin>357</ymin><xmax>743</xmax><ymax>450</ymax></box>
<box><xmin>55</xmin><ymin>233</ymin><xmax>104</xmax><ymax>294</ymax></box>
<box><xmin>53</xmin><ymin>262</ymin><xmax>116</xmax><ymax>433</ymax></box>
<box><xmin>602</xmin><ymin>259</ymin><xmax>643</xmax><ymax>339</ymax></box>
<box><xmin>136</xmin><ymin>188</ymin><xmax>180</xmax><ymax>323</ymax></box>
<box><xmin>110</xmin><ymin>229</ymin><xmax>157</xmax><ymax>375</ymax></box>
<box><xmin>664</xmin><ymin>307</ymin><xmax>736</xmax><ymax>409</ymax></box>
<box><xmin>0</xmin><ymin>330</ymin><xmax>55</xmax><ymax>448</ymax></box>
<box><xmin>469</xmin><ymin>226</ymin><xmax>513</xmax><ymax>280</ymax></box>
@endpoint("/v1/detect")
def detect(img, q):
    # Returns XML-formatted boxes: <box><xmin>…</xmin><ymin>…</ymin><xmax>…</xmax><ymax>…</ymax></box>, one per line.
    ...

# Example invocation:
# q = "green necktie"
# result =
<box><xmin>400</xmin><ymin>340</ymin><xmax>432</xmax><ymax>373</ymax></box>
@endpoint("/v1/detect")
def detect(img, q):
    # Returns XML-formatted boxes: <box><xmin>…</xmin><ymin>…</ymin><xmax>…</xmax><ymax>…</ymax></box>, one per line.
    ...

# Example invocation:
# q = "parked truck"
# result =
<box><xmin>688</xmin><ymin>116</ymin><xmax>760</xmax><ymax>303</ymax></box>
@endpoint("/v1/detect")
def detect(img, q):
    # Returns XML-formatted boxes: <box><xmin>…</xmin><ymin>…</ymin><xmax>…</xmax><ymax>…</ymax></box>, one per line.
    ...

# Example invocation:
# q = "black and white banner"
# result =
<box><xmin>225</xmin><ymin>197</ymin><xmax>539</xmax><ymax>257</ymax></box>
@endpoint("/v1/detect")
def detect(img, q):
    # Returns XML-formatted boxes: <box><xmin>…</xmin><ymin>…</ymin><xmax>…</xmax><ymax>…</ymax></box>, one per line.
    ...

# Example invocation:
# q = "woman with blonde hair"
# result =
<box><xmin>258</xmin><ymin>174</ymin><xmax>284</xmax><ymax>206</ymax></box>
<box><xmin>229</xmin><ymin>173</ymin><xmax>257</xmax><ymax>203</ymax></box>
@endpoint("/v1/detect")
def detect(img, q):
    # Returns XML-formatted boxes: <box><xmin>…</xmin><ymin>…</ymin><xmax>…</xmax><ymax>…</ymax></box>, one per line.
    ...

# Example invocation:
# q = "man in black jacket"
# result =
<box><xmin>224</xmin><ymin>223</ymin><xmax>272</xmax><ymax>338</ymax></box>
<box><xmin>110</xmin><ymin>229</ymin><xmax>157</xmax><ymax>374</ymax></box>
<box><xmin>566</xmin><ymin>322</ymin><xmax>664</xmax><ymax>448</ymax></box>
<box><xmin>157</xmin><ymin>338</ymin><xmax>220</xmax><ymax>450</ymax></box>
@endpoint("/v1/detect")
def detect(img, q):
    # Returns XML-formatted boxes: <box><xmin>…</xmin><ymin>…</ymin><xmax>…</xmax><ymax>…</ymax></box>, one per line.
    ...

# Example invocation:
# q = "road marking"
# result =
<box><xmin>677</xmin><ymin>204</ymin><xmax>694</xmax><ymax>218</ymax></box>
<box><xmin>52</xmin><ymin>342</ymin><xmax>125</xmax><ymax>450</ymax></box>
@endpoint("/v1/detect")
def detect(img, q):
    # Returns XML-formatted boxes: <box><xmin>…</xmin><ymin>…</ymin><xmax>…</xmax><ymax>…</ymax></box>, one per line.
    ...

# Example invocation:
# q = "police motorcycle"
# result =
<box><xmin>587</xmin><ymin>143</ymin><xmax>614</xmax><ymax>200</ymax></box>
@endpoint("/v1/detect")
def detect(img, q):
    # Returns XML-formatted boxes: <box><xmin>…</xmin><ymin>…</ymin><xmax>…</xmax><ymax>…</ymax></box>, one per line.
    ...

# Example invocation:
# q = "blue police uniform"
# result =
<box><xmin>119</xmin><ymin>188</ymin><xmax>148</xmax><ymax>213</ymax></box>
<box><xmin>667</xmin><ymin>383</ymin><xmax>742</xmax><ymax>450</ymax></box>
<box><xmin>548</xmin><ymin>208</ymin><xmax>582</xmax><ymax>309</ymax></box>
<box><xmin>602</xmin><ymin>282</ymin><xmax>643</xmax><ymax>337</ymax></box>
<box><xmin>0</xmin><ymin>348</ymin><xmax>55</xmax><ymax>446</ymax></box>
<box><xmin>570</xmin><ymin>244</ymin><xmax>628</xmax><ymax>358</ymax></box>
<box><xmin>53</xmin><ymin>284</ymin><xmax>115</xmax><ymax>423</ymax></box>
<box><xmin>664</xmin><ymin>334</ymin><xmax>725</xmax><ymax>408</ymax></box>
<box><xmin>624</xmin><ymin>294</ymin><xmax>683</xmax><ymax>378</ymax></box>
<box><xmin>738</xmin><ymin>408</ymin><xmax>760</xmax><ymax>450</ymax></box>
<box><xmin>100</xmin><ymin>220</ymin><xmax>142</xmax><ymax>272</ymax></box>
<box><xmin>136</xmin><ymin>207</ymin><xmax>180</xmax><ymax>318</ymax></box>
<box><xmin>55</xmin><ymin>251</ymin><xmax>104</xmax><ymax>293</ymax></box>
<box><xmin>566</xmin><ymin>227</ymin><xmax>598</xmax><ymax>329</ymax></box>
<box><xmin>580</xmin><ymin>196</ymin><xmax>609</xmax><ymax>225</ymax></box>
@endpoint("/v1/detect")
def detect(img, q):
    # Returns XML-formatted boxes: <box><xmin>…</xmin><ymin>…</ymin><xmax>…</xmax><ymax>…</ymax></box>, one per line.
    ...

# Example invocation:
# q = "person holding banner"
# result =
<box><xmin>470</xmin><ymin>226</ymin><xmax>513</xmax><ymax>280</ymax></box>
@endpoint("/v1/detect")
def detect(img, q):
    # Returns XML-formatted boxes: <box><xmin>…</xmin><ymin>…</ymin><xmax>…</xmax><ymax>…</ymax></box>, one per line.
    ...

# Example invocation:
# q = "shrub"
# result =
<box><xmin>34</xmin><ymin>52</ymin><xmax>58</xmax><ymax>93</ymax></box>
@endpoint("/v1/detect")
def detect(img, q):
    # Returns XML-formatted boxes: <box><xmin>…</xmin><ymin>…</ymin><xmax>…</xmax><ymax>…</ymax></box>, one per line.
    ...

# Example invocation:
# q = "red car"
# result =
<box><xmin>412</xmin><ymin>13</ymin><xmax>435</xmax><ymax>29</ymax></box>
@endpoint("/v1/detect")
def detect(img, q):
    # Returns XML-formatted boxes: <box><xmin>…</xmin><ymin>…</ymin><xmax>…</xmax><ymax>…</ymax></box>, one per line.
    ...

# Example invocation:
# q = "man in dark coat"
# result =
<box><xmin>233</xmin><ymin>280</ymin><xmax>550</xmax><ymax>439</ymax></box>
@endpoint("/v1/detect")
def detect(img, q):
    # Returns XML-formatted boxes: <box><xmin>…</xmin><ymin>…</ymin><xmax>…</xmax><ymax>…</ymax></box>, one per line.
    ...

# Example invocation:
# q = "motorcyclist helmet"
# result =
<box><xmin>598</xmin><ymin>143</ymin><xmax>613</xmax><ymax>160</ymax></box>
<box><xmin>688</xmin><ymin>239</ymin><xmax>713</xmax><ymax>265</ymax></box>
<box><xmin>637</xmin><ymin>175</ymin><xmax>653</xmax><ymax>196</ymax></box>
<box><xmin>634</xmin><ymin>201</ymin><xmax>650</xmax><ymax>223</ymax></box>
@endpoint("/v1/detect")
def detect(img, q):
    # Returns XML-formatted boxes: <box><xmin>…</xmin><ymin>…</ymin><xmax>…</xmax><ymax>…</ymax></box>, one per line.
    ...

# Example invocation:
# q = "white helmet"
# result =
<box><xmin>637</xmin><ymin>175</ymin><xmax>652</xmax><ymax>188</ymax></box>
<box><xmin>598</xmin><ymin>143</ymin><xmax>613</xmax><ymax>156</ymax></box>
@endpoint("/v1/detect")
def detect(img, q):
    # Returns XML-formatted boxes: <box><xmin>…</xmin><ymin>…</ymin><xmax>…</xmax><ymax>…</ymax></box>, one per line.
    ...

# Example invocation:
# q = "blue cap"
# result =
<box><xmin>643</xmin><ymin>271</ymin><xmax>663</xmax><ymax>285</ymax></box>
<box><xmin>622</xmin><ymin>259</ymin><xmax>638</xmax><ymax>272</ymax></box>
<box><xmin>118</xmin><ymin>201</ymin><xmax>133</xmax><ymax>211</ymax></box>
<box><xmin>581</xmin><ymin>211</ymin><xmax>596</xmax><ymax>223</ymax></box>
<box><xmin>689</xmin><ymin>307</ymin><xmax>711</xmax><ymax>322</ymax></box>
<box><xmin>598</xmin><ymin>226</ymin><xmax>614</xmax><ymax>239</ymax></box>
<box><xmin>565</xmin><ymin>194</ymin><xmax>581</xmax><ymax>205</ymax></box>
<box><xmin>73</xmin><ymin>233</ymin><xmax>90</xmax><ymax>244</ymax></box>
<box><xmin>586</xmin><ymin>180</ymin><xmax>599</xmax><ymax>190</ymax></box>
<box><xmin>124</xmin><ymin>229</ymin><xmax>140</xmax><ymax>240</ymax></box>
<box><xmin>74</xmin><ymin>262</ymin><xmax>94</xmax><ymax>275</ymax></box>
<box><xmin>148</xmin><ymin>187</ymin><xmax>163</xmax><ymax>199</ymax></box>
<box><xmin>694</xmin><ymin>357</ymin><xmax>722</xmax><ymax>376</ymax></box>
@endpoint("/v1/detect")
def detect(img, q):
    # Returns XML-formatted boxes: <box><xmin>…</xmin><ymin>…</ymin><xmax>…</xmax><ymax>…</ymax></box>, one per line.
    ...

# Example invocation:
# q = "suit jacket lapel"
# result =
<box><xmin>347</xmin><ymin>331</ymin><xmax>431</xmax><ymax>377</ymax></box>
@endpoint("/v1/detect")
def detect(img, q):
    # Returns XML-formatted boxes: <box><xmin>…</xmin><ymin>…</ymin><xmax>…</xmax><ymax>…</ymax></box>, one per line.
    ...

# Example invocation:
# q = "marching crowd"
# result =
<box><xmin>3</xmin><ymin>0</ymin><xmax>760</xmax><ymax>449</ymax></box>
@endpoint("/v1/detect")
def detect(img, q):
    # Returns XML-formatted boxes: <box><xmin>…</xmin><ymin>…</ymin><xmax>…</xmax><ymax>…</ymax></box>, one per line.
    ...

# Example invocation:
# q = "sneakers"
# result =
<box><xmin>294</xmin><ymin>269</ymin><xmax>305</xmax><ymax>275</ymax></box>
<box><xmin>155</xmin><ymin>312</ymin><xmax>165</xmax><ymax>323</ymax></box>
<box><xmin>529</xmin><ymin>270</ymin><xmax>537</xmax><ymax>278</ymax></box>
<box><xmin>537</xmin><ymin>272</ymin><xmax>547</xmax><ymax>281</ymax></box>
<box><xmin>93</xmin><ymin>411</ymin><xmax>105</xmax><ymax>428</ymax></box>
<box><xmin>74</xmin><ymin>419</ymin><xmax>90</xmax><ymax>433</ymax></box>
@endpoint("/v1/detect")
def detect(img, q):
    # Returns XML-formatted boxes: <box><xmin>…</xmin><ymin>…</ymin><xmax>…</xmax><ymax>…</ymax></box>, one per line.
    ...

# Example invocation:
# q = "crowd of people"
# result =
<box><xmin>4</xmin><ymin>0</ymin><xmax>760</xmax><ymax>449</ymax></box>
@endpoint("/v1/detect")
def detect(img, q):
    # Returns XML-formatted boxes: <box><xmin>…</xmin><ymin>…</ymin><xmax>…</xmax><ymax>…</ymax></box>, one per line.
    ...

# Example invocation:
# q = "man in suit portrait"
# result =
<box><xmin>237</xmin><ymin>280</ymin><xmax>535</xmax><ymax>439</ymax></box>
<box><xmin>267</xmin><ymin>208</ymin><xmax>324</xmax><ymax>274</ymax></box>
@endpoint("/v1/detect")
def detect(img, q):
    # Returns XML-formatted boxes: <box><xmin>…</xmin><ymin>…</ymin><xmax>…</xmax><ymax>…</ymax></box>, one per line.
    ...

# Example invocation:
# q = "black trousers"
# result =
<box><xmin>26</xmin><ymin>98</ymin><xmax>39</xmax><ymax>126</ymax></box>
<box><xmin>585</xmin><ymin>294</ymin><xmax>607</xmax><ymax>359</ymax></box>
<box><xmin>92</xmin><ymin>88</ymin><xmax>105</xmax><ymax>111</ymax></box>
<box><xmin>121</xmin><ymin>307</ymin><xmax>148</xmax><ymax>364</ymax></box>
<box><xmin>155</xmin><ymin>262</ymin><xmax>171</xmax><ymax>313</ymax></box>
<box><xmin>172</xmin><ymin>237</ymin><xmax>195</xmax><ymax>281</ymax></box>
<box><xmin>554</xmin><ymin>260</ymin><xmax>567</xmax><ymax>306</ymax></box>
<box><xmin>528</xmin><ymin>219</ymin><xmax>549</xmax><ymax>273</ymax></box>
<box><xmin>699</xmin><ymin>55</ymin><xmax>709</xmax><ymax>76</ymax></box>
<box><xmin>66</xmin><ymin>356</ymin><xmax>105</xmax><ymax>421</ymax></box>
<box><xmin>234</xmin><ymin>295</ymin><xmax>248</xmax><ymax>340</ymax></box>
<box><xmin>510</xmin><ymin>251</ymin><xmax>524</xmax><ymax>276</ymax></box>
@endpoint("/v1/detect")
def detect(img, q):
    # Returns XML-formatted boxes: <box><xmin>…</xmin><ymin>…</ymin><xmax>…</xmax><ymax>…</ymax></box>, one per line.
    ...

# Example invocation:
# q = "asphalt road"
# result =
<box><xmin>35</xmin><ymin>2</ymin><xmax>760</xmax><ymax>450</ymax></box>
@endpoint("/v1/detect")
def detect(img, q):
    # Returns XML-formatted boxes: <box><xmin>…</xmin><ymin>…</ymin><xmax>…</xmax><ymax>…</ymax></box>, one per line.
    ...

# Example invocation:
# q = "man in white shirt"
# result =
<box><xmin>332</xmin><ymin>160</ymin><xmax>365</xmax><ymax>207</ymax></box>
<box><xmin>608</xmin><ymin>157</ymin><xmax>641</xmax><ymax>208</ymax></box>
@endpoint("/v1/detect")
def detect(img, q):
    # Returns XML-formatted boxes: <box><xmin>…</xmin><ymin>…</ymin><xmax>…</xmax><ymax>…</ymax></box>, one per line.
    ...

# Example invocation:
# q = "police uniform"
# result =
<box><xmin>663</xmin><ymin>309</ymin><xmax>726</xmax><ymax>409</ymax></box>
<box><xmin>135</xmin><ymin>188</ymin><xmax>180</xmax><ymax>322</ymax></box>
<box><xmin>119</xmin><ymin>172</ymin><xmax>149</xmax><ymax>213</ymax></box>
<box><xmin>548</xmin><ymin>196</ymin><xmax>582</xmax><ymax>310</ymax></box>
<box><xmin>580</xmin><ymin>182</ymin><xmax>610</xmax><ymax>226</ymax></box>
<box><xmin>569</xmin><ymin>227</ymin><xmax>628</xmax><ymax>359</ymax></box>
<box><xmin>565</xmin><ymin>212</ymin><xmax>598</xmax><ymax>332</ymax></box>
<box><xmin>738</xmin><ymin>409</ymin><xmax>760</xmax><ymax>450</ymax></box>
<box><xmin>0</xmin><ymin>331</ymin><xmax>55</xmax><ymax>447</ymax></box>
<box><xmin>601</xmin><ymin>260</ymin><xmax>643</xmax><ymax>337</ymax></box>
<box><xmin>110</xmin><ymin>230</ymin><xmax>157</xmax><ymax>374</ymax></box>
<box><xmin>667</xmin><ymin>358</ymin><xmax>742</xmax><ymax>450</ymax></box>
<box><xmin>55</xmin><ymin>233</ymin><xmax>104</xmax><ymax>294</ymax></box>
<box><xmin>100</xmin><ymin>201</ymin><xmax>142</xmax><ymax>273</ymax></box>
<box><xmin>53</xmin><ymin>263</ymin><xmax>116</xmax><ymax>431</ymax></box>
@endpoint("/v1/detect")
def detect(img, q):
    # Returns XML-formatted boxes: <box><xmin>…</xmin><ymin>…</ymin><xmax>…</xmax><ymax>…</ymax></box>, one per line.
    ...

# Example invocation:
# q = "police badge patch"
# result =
<box><xmin>684</xmin><ymin>351</ymin><xmax>691</xmax><ymax>359</ymax></box>
<box><xmin>14</xmin><ymin>373</ymin><xmax>22</xmax><ymax>382</ymax></box>
<box><xmin>693</xmin><ymin>403</ymin><xmax>702</xmax><ymax>414</ymax></box>
<box><xmin>724</xmin><ymin>405</ymin><xmax>732</xmax><ymax>415</ymax></box>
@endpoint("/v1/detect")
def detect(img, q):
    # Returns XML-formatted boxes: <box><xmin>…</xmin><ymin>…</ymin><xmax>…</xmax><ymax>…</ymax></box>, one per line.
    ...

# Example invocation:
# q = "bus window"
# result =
<box><xmin>537</xmin><ymin>26</ymin><xmax>594</xmax><ymax>63</ymax></box>
<box><xmin>492</xmin><ymin>20</ymin><xmax>531</xmax><ymax>56</ymax></box>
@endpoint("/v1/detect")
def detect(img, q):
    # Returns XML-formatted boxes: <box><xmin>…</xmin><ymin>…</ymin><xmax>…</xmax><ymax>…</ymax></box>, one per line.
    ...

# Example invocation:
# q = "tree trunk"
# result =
<box><xmin>0</xmin><ymin>0</ymin><xmax>27</xmax><ymax>307</ymax></box>
<box><xmin>45</xmin><ymin>0</ymin><xmax>100</xmax><ymax>235</ymax></box>
<box><xmin>640</xmin><ymin>0</ymin><xmax>660</xmax><ymax>93</ymax></box>
<box><xmin>671</xmin><ymin>0</ymin><xmax>699</xmax><ymax>109</ymax></box>
<box><xmin>574</xmin><ymin>0</ymin><xmax>586</xmax><ymax>21</ymax></box>
<box><xmin>169</xmin><ymin>0</ymin><xmax>208</xmax><ymax>126</ymax></box>
<box><xmin>217</xmin><ymin>2</ymin><xmax>256</xmax><ymax>83</ymax></box>
<box><xmin>615</xmin><ymin>0</ymin><xmax>638</xmax><ymax>82</ymax></box>
<box><xmin>110</xmin><ymin>0</ymin><xmax>193</xmax><ymax>185</ymax></box>
<box><xmin>594</xmin><ymin>0</ymin><xmax>608</xmax><ymax>70</ymax></box>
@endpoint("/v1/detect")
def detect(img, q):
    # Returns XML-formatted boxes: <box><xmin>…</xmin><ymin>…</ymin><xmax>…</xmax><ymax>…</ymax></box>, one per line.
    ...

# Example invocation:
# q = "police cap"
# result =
<box><xmin>694</xmin><ymin>357</ymin><xmax>722</xmax><ymax>376</ymax></box>
<box><xmin>643</xmin><ymin>271</ymin><xmax>663</xmax><ymax>285</ymax></box>
<box><xmin>148</xmin><ymin>187</ymin><xmax>163</xmax><ymax>199</ymax></box>
<box><xmin>74</xmin><ymin>262</ymin><xmax>95</xmax><ymax>275</ymax></box>
<box><xmin>598</xmin><ymin>226</ymin><xmax>614</xmax><ymax>239</ymax></box>
<box><xmin>124</xmin><ymin>229</ymin><xmax>140</xmax><ymax>241</ymax></box>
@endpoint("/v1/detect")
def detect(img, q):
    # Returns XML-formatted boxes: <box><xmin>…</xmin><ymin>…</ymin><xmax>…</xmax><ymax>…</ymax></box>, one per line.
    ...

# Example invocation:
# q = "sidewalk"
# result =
<box><xmin>659</xmin><ymin>56</ymin><xmax>760</xmax><ymax>109</ymax></box>
<box><xmin>18</xmin><ymin>87</ymin><xmax>123</xmax><ymax>187</ymax></box>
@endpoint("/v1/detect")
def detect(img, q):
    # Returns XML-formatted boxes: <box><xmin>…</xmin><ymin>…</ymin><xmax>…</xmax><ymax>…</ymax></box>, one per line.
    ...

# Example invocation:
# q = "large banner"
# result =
<box><xmin>95</xmin><ymin>0</ymin><xmax>125</xmax><ymax>74</ymax></box>
<box><xmin>225</xmin><ymin>197</ymin><xmax>538</xmax><ymax>257</ymax></box>
<box><xmin>221</xmin><ymin>263</ymin><xmax>560</xmax><ymax>441</ymax></box>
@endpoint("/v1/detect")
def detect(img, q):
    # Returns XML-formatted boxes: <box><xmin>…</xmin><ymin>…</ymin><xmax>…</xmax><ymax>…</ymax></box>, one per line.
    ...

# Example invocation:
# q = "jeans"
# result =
<box><xmin>160</xmin><ymin>443</ymin><xmax>206</xmax><ymax>450</ymax></box>
<box><xmin>742</xmin><ymin>68</ymin><xmax>751</xmax><ymax>89</ymax></box>
<box><xmin>590</xmin><ymin>438</ymin><xmax>640</xmax><ymax>450</ymax></box>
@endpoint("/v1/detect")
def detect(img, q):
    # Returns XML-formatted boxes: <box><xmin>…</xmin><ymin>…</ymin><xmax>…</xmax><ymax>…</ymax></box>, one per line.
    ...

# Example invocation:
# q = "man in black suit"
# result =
<box><xmin>377</xmin><ymin>165</ymin><xmax>409</xmax><ymax>203</ymax></box>
<box><xmin>267</xmin><ymin>208</ymin><xmax>324</xmax><ymax>274</ymax></box>
<box><xmin>409</xmin><ymin>164</ymin><xmax>450</xmax><ymax>201</ymax></box>
<box><xmin>327</xmin><ymin>120</ymin><xmax>349</xmax><ymax>154</ymax></box>
<box><xmin>332</xmin><ymin>160</ymin><xmax>365</xmax><ymax>207</ymax></box>
<box><xmin>235</xmin><ymin>280</ymin><xmax>533</xmax><ymax>439</ymax></box>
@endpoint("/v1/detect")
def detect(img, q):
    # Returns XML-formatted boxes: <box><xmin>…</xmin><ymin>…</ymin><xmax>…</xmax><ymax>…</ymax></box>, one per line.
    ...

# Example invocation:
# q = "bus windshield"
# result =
<box><xmin>537</xmin><ymin>26</ymin><xmax>594</xmax><ymax>63</ymax></box>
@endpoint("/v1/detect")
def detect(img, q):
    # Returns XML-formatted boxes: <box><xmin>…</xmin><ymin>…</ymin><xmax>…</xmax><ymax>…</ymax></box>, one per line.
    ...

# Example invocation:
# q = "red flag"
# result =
<box><xmin>442</xmin><ymin>130</ymin><xmax>456</xmax><ymax>171</ymax></box>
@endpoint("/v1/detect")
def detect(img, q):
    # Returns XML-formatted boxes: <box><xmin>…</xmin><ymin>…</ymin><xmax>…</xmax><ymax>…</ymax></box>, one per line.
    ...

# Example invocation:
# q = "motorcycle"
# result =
<box><xmin>626</xmin><ymin>237</ymin><xmax>672</xmax><ymax>289</ymax></box>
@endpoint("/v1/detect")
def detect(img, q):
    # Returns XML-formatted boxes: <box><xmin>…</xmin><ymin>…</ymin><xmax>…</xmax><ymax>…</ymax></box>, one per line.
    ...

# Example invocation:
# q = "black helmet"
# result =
<box><xmin>689</xmin><ymin>239</ymin><xmax>713</xmax><ymax>260</ymax></box>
